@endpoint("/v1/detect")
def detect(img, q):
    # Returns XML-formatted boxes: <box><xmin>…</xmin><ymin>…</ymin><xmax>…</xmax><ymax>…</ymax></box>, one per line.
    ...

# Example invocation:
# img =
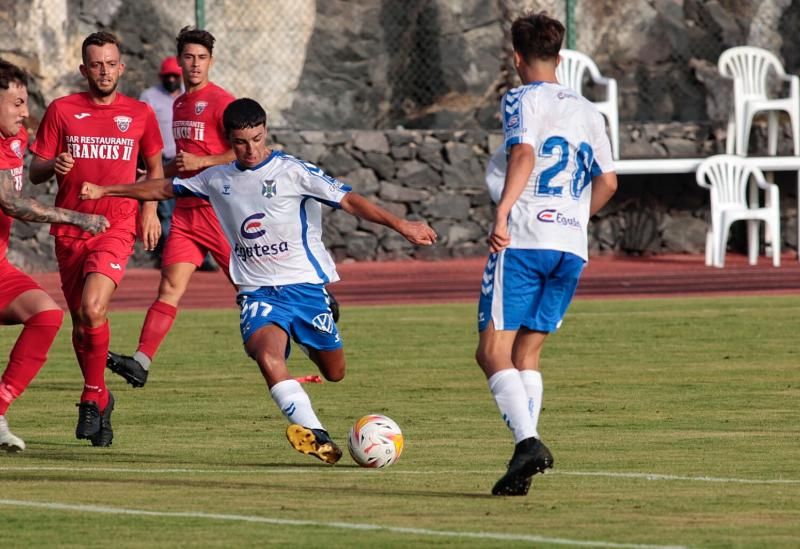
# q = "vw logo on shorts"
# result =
<box><xmin>240</xmin><ymin>213</ymin><xmax>266</xmax><ymax>239</ymax></box>
<box><xmin>312</xmin><ymin>313</ymin><xmax>334</xmax><ymax>334</ymax></box>
<box><xmin>537</xmin><ymin>209</ymin><xmax>557</xmax><ymax>222</ymax></box>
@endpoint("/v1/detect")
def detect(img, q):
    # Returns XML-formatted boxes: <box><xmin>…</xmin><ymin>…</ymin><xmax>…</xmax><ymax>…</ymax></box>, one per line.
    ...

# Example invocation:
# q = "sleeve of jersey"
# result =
<box><xmin>139</xmin><ymin>104</ymin><xmax>164</xmax><ymax>158</ymax></box>
<box><xmin>590</xmin><ymin>112</ymin><xmax>615</xmax><ymax>175</ymax></box>
<box><xmin>296</xmin><ymin>163</ymin><xmax>352</xmax><ymax>209</ymax></box>
<box><xmin>29</xmin><ymin>104</ymin><xmax>61</xmax><ymax>160</ymax></box>
<box><xmin>502</xmin><ymin>88</ymin><xmax>536</xmax><ymax>152</ymax></box>
<box><xmin>172</xmin><ymin>172</ymin><xmax>211</xmax><ymax>201</ymax></box>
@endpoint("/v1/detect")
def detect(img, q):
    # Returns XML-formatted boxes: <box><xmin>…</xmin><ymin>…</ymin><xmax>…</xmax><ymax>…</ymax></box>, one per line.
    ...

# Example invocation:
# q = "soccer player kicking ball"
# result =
<box><xmin>0</xmin><ymin>59</ymin><xmax>109</xmax><ymax>452</ymax></box>
<box><xmin>476</xmin><ymin>12</ymin><xmax>617</xmax><ymax>495</ymax></box>
<box><xmin>29</xmin><ymin>32</ymin><xmax>164</xmax><ymax>447</ymax></box>
<box><xmin>80</xmin><ymin>98</ymin><xmax>437</xmax><ymax>464</ymax></box>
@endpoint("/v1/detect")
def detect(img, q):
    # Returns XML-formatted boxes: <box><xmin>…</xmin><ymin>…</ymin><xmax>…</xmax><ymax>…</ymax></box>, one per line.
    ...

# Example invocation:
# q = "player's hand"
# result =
<box><xmin>79</xmin><ymin>182</ymin><xmax>105</xmax><ymax>200</ymax></box>
<box><xmin>399</xmin><ymin>220</ymin><xmax>437</xmax><ymax>246</ymax></box>
<box><xmin>54</xmin><ymin>152</ymin><xmax>74</xmax><ymax>176</ymax></box>
<box><xmin>79</xmin><ymin>214</ymin><xmax>110</xmax><ymax>235</ymax></box>
<box><xmin>138</xmin><ymin>208</ymin><xmax>161</xmax><ymax>251</ymax></box>
<box><xmin>175</xmin><ymin>151</ymin><xmax>205</xmax><ymax>172</ymax></box>
<box><xmin>488</xmin><ymin>217</ymin><xmax>511</xmax><ymax>253</ymax></box>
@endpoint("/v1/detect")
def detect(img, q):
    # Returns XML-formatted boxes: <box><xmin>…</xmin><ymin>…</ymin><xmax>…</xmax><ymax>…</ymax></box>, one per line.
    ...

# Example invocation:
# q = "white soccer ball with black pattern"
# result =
<box><xmin>347</xmin><ymin>414</ymin><xmax>404</xmax><ymax>468</ymax></box>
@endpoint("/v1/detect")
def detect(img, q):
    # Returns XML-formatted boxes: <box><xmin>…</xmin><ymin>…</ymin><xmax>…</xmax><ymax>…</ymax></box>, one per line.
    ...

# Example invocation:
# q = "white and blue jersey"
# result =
<box><xmin>478</xmin><ymin>81</ymin><xmax>613</xmax><ymax>333</ymax></box>
<box><xmin>173</xmin><ymin>150</ymin><xmax>351</xmax><ymax>288</ymax></box>
<box><xmin>494</xmin><ymin>81</ymin><xmax>614</xmax><ymax>261</ymax></box>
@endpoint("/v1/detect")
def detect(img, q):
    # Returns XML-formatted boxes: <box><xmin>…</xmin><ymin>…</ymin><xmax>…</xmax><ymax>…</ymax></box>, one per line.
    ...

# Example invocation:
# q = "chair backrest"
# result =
<box><xmin>696</xmin><ymin>155</ymin><xmax>756</xmax><ymax>207</ymax></box>
<box><xmin>556</xmin><ymin>49</ymin><xmax>603</xmax><ymax>95</ymax></box>
<box><xmin>718</xmin><ymin>46</ymin><xmax>786</xmax><ymax>98</ymax></box>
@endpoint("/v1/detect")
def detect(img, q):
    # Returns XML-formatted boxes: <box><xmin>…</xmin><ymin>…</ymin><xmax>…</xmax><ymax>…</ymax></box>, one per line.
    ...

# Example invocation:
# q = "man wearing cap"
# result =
<box><xmin>139</xmin><ymin>56</ymin><xmax>183</xmax><ymax>244</ymax></box>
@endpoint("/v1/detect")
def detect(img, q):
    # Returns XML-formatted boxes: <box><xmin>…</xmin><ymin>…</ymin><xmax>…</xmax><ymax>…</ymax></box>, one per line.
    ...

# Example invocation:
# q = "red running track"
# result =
<box><xmin>29</xmin><ymin>253</ymin><xmax>800</xmax><ymax>311</ymax></box>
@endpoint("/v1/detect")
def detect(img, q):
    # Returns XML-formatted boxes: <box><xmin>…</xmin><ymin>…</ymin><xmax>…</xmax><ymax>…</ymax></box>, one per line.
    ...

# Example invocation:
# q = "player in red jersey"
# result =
<box><xmin>105</xmin><ymin>27</ymin><xmax>236</xmax><ymax>388</ymax></box>
<box><xmin>28</xmin><ymin>32</ymin><xmax>163</xmax><ymax>447</ymax></box>
<box><xmin>0</xmin><ymin>59</ymin><xmax>108</xmax><ymax>452</ymax></box>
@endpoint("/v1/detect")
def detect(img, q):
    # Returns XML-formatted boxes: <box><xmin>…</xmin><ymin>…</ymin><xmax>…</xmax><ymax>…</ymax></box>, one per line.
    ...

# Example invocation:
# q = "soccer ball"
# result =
<box><xmin>347</xmin><ymin>414</ymin><xmax>404</xmax><ymax>468</ymax></box>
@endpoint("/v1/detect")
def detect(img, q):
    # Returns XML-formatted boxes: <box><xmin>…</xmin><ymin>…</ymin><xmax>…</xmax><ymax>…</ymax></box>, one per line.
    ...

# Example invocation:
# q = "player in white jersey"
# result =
<box><xmin>80</xmin><ymin>98</ymin><xmax>437</xmax><ymax>464</ymax></box>
<box><xmin>476</xmin><ymin>12</ymin><xmax>617</xmax><ymax>496</ymax></box>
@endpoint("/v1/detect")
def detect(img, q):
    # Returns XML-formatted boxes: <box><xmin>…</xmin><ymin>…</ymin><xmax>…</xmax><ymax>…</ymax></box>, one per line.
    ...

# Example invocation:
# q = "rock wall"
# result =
<box><xmin>9</xmin><ymin>123</ymin><xmax>799</xmax><ymax>273</ymax></box>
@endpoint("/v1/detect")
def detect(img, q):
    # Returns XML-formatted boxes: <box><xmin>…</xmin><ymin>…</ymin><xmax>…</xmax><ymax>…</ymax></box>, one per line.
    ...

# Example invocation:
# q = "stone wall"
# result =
<box><xmin>13</xmin><ymin>123</ymin><xmax>797</xmax><ymax>273</ymax></box>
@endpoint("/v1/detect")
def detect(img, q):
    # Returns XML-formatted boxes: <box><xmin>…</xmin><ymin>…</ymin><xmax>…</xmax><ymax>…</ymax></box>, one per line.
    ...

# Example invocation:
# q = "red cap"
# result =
<box><xmin>159</xmin><ymin>56</ymin><xmax>181</xmax><ymax>76</ymax></box>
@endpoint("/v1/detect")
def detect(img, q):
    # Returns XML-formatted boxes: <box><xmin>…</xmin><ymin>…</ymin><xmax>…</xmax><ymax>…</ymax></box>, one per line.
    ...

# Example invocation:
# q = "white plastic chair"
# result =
<box><xmin>556</xmin><ymin>49</ymin><xmax>619</xmax><ymax>159</ymax></box>
<box><xmin>718</xmin><ymin>46</ymin><xmax>800</xmax><ymax>156</ymax></box>
<box><xmin>696</xmin><ymin>155</ymin><xmax>780</xmax><ymax>268</ymax></box>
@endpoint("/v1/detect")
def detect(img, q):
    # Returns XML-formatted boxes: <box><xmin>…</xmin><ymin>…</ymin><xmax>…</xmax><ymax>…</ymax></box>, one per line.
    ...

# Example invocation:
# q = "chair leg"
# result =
<box><xmin>739</xmin><ymin>113</ymin><xmax>754</xmax><ymax>156</ymax></box>
<box><xmin>768</xmin><ymin>111</ymin><xmax>778</xmax><ymax>156</ymax></box>
<box><xmin>746</xmin><ymin>220</ymin><xmax>759</xmax><ymax>266</ymax></box>
<box><xmin>716</xmin><ymin>218</ymin><xmax>731</xmax><ymax>268</ymax></box>
<box><xmin>705</xmin><ymin>229</ymin><xmax>714</xmax><ymax>267</ymax></box>
<box><xmin>792</xmin><ymin>110</ymin><xmax>800</xmax><ymax>156</ymax></box>
<box><xmin>726</xmin><ymin>113</ymin><xmax>736</xmax><ymax>155</ymax></box>
<box><xmin>771</xmin><ymin>218</ymin><xmax>781</xmax><ymax>267</ymax></box>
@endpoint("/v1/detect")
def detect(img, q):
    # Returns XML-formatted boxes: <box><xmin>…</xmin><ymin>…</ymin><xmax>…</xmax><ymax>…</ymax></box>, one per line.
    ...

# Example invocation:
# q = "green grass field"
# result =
<box><xmin>1</xmin><ymin>296</ymin><xmax>799</xmax><ymax>548</ymax></box>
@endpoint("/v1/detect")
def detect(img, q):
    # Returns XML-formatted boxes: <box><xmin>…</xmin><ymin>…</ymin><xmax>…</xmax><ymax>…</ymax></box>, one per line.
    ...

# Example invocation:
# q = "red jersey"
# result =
<box><xmin>30</xmin><ymin>92</ymin><xmax>163</xmax><ymax>238</ymax></box>
<box><xmin>172</xmin><ymin>82</ymin><xmax>234</xmax><ymax>208</ymax></box>
<box><xmin>0</xmin><ymin>126</ymin><xmax>27</xmax><ymax>258</ymax></box>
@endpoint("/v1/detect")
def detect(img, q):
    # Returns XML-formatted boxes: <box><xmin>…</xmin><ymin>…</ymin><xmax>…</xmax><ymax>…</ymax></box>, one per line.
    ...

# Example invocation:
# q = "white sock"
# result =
<box><xmin>488</xmin><ymin>369</ymin><xmax>537</xmax><ymax>443</ymax></box>
<box><xmin>133</xmin><ymin>351</ymin><xmax>152</xmax><ymax>371</ymax></box>
<box><xmin>269</xmin><ymin>379</ymin><xmax>324</xmax><ymax>430</ymax></box>
<box><xmin>519</xmin><ymin>369</ymin><xmax>543</xmax><ymax>439</ymax></box>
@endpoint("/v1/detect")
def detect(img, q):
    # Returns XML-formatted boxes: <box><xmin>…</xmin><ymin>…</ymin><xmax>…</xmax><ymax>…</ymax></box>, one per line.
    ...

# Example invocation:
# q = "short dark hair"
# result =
<box><xmin>81</xmin><ymin>31</ymin><xmax>121</xmax><ymax>64</ymax></box>
<box><xmin>0</xmin><ymin>58</ymin><xmax>28</xmax><ymax>90</ymax></box>
<box><xmin>176</xmin><ymin>26</ymin><xmax>215</xmax><ymax>56</ymax></box>
<box><xmin>511</xmin><ymin>12</ymin><xmax>565</xmax><ymax>63</ymax></box>
<box><xmin>223</xmin><ymin>98</ymin><xmax>267</xmax><ymax>136</ymax></box>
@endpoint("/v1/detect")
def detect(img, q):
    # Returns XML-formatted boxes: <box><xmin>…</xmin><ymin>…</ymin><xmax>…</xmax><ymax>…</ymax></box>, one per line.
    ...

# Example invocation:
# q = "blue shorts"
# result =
<box><xmin>478</xmin><ymin>249</ymin><xmax>585</xmax><ymax>333</ymax></box>
<box><xmin>236</xmin><ymin>283</ymin><xmax>342</xmax><ymax>356</ymax></box>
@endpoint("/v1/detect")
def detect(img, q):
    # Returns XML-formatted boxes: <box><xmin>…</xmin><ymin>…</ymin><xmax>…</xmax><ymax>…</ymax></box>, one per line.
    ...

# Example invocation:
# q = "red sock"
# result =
<box><xmin>137</xmin><ymin>300</ymin><xmax>177</xmax><ymax>360</ymax></box>
<box><xmin>81</xmin><ymin>321</ymin><xmax>110</xmax><ymax>411</ymax></box>
<box><xmin>0</xmin><ymin>309</ymin><xmax>64</xmax><ymax>415</ymax></box>
<box><xmin>72</xmin><ymin>331</ymin><xmax>86</xmax><ymax>373</ymax></box>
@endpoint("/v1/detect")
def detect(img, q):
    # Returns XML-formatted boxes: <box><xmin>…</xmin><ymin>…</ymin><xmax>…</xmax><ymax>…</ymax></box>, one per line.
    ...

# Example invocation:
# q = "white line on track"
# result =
<box><xmin>0</xmin><ymin>498</ymin><xmax>686</xmax><ymax>549</ymax></box>
<box><xmin>1</xmin><ymin>465</ymin><xmax>797</xmax><ymax>485</ymax></box>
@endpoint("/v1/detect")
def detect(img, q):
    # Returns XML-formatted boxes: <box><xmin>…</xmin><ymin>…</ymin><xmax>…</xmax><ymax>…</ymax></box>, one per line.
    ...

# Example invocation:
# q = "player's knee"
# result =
<box><xmin>322</xmin><ymin>367</ymin><xmax>345</xmax><ymax>383</ymax></box>
<box><xmin>79</xmin><ymin>302</ymin><xmax>108</xmax><ymax>326</ymax></box>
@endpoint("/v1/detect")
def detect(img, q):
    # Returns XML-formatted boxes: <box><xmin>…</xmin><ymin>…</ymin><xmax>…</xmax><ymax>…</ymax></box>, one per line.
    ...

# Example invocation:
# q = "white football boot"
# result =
<box><xmin>0</xmin><ymin>415</ymin><xmax>25</xmax><ymax>453</ymax></box>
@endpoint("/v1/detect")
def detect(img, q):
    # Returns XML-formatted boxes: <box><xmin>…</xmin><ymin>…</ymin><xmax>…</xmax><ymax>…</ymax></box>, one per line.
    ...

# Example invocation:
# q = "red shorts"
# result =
<box><xmin>0</xmin><ymin>258</ymin><xmax>44</xmax><ymax>311</ymax></box>
<box><xmin>162</xmin><ymin>205</ymin><xmax>231</xmax><ymax>273</ymax></box>
<box><xmin>54</xmin><ymin>229</ymin><xmax>135</xmax><ymax>312</ymax></box>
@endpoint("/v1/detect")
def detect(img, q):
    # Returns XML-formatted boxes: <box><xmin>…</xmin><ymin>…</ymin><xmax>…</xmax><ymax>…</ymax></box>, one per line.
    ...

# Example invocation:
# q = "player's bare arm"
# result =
<box><xmin>81</xmin><ymin>178</ymin><xmax>175</xmax><ymax>202</ymax></box>
<box><xmin>175</xmin><ymin>148</ymin><xmax>236</xmax><ymax>172</ymax></box>
<box><xmin>589</xmin><ymin>171</ymin><xmax>618</xmax><ymax>217</ymax></box>
<box><xmin>0</xmin><ymin>170</ymin><xmax>108</xmax><ymax>234</ymax></box>
<box><xmin>28</xmin><ymin>152</ymin><xmax>75</xmax><ymax>184</ymax></box>
<box><xmin>490</xmin><ymin>143</ymin><xmax>535</xmax><ymax>253</ymax></box>
<box><xmin>340</xmin><ymin>192</ymin><xmax>437</xmax><ymax>246</ymax></box>
<box><xmin>138</xmin><ymin>151</ymin><xmax>165</xmax><ymax>251</ymax></box>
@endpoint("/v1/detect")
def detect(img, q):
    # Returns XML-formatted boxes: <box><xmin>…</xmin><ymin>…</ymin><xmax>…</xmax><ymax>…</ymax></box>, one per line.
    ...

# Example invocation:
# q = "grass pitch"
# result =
<box><xmin>1</xmin><ymin>295</ymin><xmax>799</xmax><ymax>548</ymax></box>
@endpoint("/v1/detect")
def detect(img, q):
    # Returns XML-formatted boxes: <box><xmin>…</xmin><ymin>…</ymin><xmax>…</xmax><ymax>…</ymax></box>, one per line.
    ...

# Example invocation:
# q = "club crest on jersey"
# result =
<box><xmin>222</xmin><ymin>183</ymin><xmax>231</xmax><ymax>195</ymax></box>
<box><xmin>261</xmin><ymin>180</ymin><xmax>276</xmax><ymax>198</ymax></box>
<box><xmin>195</xmin><ymin>101</ymin><xmax>208</xmax><ymax>115</ymax></box>
<box><xmin>10</xmin><ymin>140</ymin><xmax>22</xmax><ymax>159</ymax></box>
<box><xmin>312</xmin><ymin>313</ymin><xmax>335</xmax><ymax>334</ymax></box>
<box><xmin>240</xmin><ymin>212</ymin><xmax>267</xmax><ymax>239</ymax></box>
<box><xmin>114</xmin><ymin>116</ymin><xmax>132</xmax><ymax>132</ymax></box>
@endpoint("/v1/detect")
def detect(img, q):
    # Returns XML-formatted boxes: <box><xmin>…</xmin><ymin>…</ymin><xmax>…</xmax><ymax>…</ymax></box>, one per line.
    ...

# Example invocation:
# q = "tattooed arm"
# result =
<box><xmin>0</xmin><ymin>170</ymin><xmax>109</xmax><ymax>235</ymax></box>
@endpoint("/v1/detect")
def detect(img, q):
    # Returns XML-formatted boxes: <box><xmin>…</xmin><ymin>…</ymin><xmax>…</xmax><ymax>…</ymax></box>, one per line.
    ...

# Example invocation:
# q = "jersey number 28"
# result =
<box><xmin>536</xmin><ymin>136</ymin><xmax>594</xmax><ymax>200</ymax></box>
